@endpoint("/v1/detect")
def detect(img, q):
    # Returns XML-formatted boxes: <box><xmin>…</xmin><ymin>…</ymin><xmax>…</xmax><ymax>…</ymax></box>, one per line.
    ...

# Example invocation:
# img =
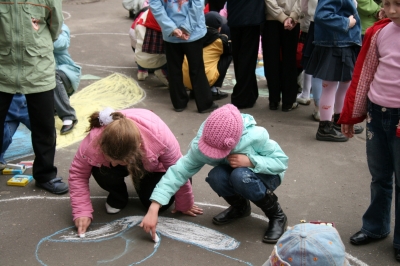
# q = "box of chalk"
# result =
<box><xmin>7</xmin><ymin>175</ymin><xmax>33</xmax><ymax>187</ymax></box>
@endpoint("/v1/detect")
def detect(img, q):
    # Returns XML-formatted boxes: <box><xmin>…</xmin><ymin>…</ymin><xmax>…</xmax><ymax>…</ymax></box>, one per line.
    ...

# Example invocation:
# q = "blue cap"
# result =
<box><xmin>263</xmin><ymin>223</ymin><xmax>349</xmax><ymax>266</ymax></box>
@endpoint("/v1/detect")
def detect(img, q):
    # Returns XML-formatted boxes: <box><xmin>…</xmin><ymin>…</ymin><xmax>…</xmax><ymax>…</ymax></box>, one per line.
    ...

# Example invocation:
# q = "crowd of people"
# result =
<box><xmin>1</xmin><ymin>0</ymin><xmax>399</xmax><ymax>263</ymax></box>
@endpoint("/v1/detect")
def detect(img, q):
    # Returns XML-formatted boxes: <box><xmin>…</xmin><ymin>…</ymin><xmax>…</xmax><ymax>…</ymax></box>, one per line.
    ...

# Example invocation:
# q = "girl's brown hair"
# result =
<box><xmin>88</xmin><ymin>111</ymin><xmax>145</xmax><ymax>187</ymax></box>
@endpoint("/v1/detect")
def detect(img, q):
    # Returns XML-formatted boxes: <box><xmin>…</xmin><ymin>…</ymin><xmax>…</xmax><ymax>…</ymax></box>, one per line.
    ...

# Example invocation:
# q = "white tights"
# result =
<box><xmin>319</xmin><ymin>81</ymin><xmax>350</xmax><ymax>121</ymax></box>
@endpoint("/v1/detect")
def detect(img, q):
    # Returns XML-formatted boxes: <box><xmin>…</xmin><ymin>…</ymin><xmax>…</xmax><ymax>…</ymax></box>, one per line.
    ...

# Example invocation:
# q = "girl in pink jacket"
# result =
<box><xmin>69</xmin><ymin>107</ymin><xmax>202</xmax><ymax>235</ymax></box>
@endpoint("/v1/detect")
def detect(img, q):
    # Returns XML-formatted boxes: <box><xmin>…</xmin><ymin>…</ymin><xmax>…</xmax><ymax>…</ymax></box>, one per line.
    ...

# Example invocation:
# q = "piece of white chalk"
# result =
<box><xmin>149</xmin><ymin>231</ymin><xmax>159</xmax><ymax>243</ymax></box>
<box><xmin>79</xmin><ymin>233</ymin><xmax>86</xmax><ymax>238</ymax></box>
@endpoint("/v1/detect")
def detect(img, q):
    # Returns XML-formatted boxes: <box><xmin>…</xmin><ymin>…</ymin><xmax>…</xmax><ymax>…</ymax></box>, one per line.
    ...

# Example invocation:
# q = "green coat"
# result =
<box><xmin>357</xmin><ymin>0</ymin><xmax>381</xmax><ymax>35</ymax></box>
<box><xmin>0</xmin><ymin>0</ymin><xmax>63</xmax><ymax>94</ymax></box>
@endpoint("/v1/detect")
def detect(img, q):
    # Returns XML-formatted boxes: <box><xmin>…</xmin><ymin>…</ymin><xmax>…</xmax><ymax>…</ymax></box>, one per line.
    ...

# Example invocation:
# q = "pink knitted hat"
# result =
<box><xmin>198</xmin><ymin>104</ymin><xmax>243</xmax><ymax>159</ymax></box>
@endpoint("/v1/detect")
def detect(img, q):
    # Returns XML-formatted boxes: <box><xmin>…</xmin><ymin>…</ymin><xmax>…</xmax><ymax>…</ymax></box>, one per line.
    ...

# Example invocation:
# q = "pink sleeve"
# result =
<box><xmin>219</xmin><ymin>4</ymin><xmax>228</xmax><ymax>18</ymax></box>
<box><xmin>173</xmin><ymin>180</ymin><xmax>194</xmax><ymax>212</ymax></box>
<box><xmin>68</xmin><ymin>140</ymin><xmax>95</xmax><ymax>221</ymax></box>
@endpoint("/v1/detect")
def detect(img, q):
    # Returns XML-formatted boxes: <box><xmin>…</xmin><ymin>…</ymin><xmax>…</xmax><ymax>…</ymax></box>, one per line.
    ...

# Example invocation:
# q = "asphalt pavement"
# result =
<box><xmin>0</xmin><ymin>1</ymin><xmax>396</xmax><ymax>265</ymax></box>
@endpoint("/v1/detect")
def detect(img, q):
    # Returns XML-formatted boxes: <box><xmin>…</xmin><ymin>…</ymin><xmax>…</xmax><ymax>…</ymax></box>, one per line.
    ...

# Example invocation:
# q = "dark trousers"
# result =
<box><xmin>92</xmin><ymin>165</ymin><xmax>174</xmax><ymax>211</ymax></box>
<box><xmin>230</xmin><ymin>25</ymin><xmax>260</xmax><ymax>109</ymax></box>
<box><xmin>262</xmin><ymin>21</ymin><xmax>300</xmax><ymax>108</ymax></box>
<box><xmin>0</xmin><ymin>90</ymin><xmax>57</xmax><ymax>183</ymax></box>
<box><xmin>208</xmin><ymin>0</ymin><xmax>226</xmax><ymax>12</ymax></box>
<box><xmin>213</xmin><ymin>54</ymin><xmax>233</xmax><ymax>88</ymax></box>
<box><xmin>165</xmin><ymin>39</ymin><xmax>213</xmax><ymax>112</ymax></box>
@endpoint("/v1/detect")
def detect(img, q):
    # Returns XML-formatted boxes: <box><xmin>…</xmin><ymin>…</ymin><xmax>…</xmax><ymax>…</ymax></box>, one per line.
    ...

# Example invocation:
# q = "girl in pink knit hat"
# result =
<box><xmin>140</xmin><ymin>104</ymin><xmax>289</xmax><ymax>243</ymax></box>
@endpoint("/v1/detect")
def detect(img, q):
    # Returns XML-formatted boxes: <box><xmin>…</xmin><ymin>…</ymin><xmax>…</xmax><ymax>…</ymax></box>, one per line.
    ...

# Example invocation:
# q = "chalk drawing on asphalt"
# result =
<box><xmin>35</xmin><ymin>216</ymin><xmax>249</xmax><ymax>265</ymax></box>
<box><xmin>0</xmin><ymin>196</ymin><xmax>368</xmax><ymax>266</ymax></box>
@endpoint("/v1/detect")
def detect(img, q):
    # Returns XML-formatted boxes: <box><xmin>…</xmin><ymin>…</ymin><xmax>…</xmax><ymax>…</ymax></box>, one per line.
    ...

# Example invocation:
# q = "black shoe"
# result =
<box><xmin>212</xmin><ymin>196</ymin><xmax>251</xmax><ymax>225</ymax></box>
<box><xmin>316</xmin><ymin>121</ymin><xmax>349</xmax><ymax>142</ymax></box>
<box><xmin>269</xmin><ymin>102</ymin><xmax>279</xmax><ymax>110</ymax></box>
<box><xmin>199</xmin><ymin>102</ymin><xmax>218</xmax><ymax>113</ymax></box>
<box><xmin>395</xmin><ymin>248</ymin><xmax>400</xmax><ymax>262</ymax></box>
<box><xmin>212</xmin><ymin>88</ymin><xmax>228</xmax><ymax>101</ymax></box>
<box><xmin>60</xmin><ymin>120</ymin><xmax>78</xmax><ymax>135</ymax></box>
<box><xmin>350</xmin><ymin>231</ymin><xmax>376</xmax><ymax>245</ymax></box>
<box><xmin>35</xmin><ymin>177</ymin><xmax>69</xmax><ymax>194</ymax></box>
<box><xmin>282</xmin><ymin>102</ymin><xmax>299</xmax><ymax>112</ymax></box>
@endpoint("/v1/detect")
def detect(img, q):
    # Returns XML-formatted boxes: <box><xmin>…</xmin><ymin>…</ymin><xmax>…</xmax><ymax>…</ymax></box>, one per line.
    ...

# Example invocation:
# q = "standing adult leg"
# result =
<box><xmin>230</xmin><ymin>25</ymin><xmax>260</xmax><ymax>109</ymax></box>
<box><xmin>281</xmin><ymin>24</ymin><xmax>300</xmax><ymax>109</ymax></box>
<box><xmin>184</xmin><ymin>38</ymin><xmax>215</xmax><ymax>112</ymax></box>
<box><xmin>164</xmin><ymin>41</ymin><xmax>189</xmax><ymax>111</ymax></box>
<box><xmin>25</xmin><ymin>90</ymin><xmax>58</xmax><ymax>183</ymax></box>
<box><xmin>263</xmin><ymin>21</ymin><xmax>282</xmax><ymax>107</ymax></box>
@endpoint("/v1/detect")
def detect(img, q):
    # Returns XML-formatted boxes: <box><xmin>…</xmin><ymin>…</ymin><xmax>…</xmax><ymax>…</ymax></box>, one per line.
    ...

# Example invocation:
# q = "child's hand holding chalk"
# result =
<box><xmin>74</xmin><ymin>217</ymin><xmax>92</xmax><ymax>238</ymax></box>
<box><xmin>149</xmin><ymin>230</ymin><xmax>159</xmax><ymax>243</ymax></box>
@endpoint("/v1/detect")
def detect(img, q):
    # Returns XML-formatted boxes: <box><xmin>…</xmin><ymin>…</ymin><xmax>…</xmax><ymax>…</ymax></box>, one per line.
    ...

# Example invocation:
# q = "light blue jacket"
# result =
<box><xmin>54</xmin><ymin>24</ymin><xmax>82</xmax><ymax>92</ymax></box>
<box><xmin>149</xmin><ymin>0</ymin><xmax>207</xmax><ymax>43</ymax></box>
<box><xmin>150</xmin><ymin>114</ymin><xmax>289</xmax><ymax>206</ymax></box>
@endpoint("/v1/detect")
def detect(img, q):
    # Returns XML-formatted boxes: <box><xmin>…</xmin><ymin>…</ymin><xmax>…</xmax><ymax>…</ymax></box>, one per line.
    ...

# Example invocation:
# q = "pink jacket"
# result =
<box><xmin>68</xmin><ymin>108</ymin><xmax>193</xmax><ymax>221</ymax></box>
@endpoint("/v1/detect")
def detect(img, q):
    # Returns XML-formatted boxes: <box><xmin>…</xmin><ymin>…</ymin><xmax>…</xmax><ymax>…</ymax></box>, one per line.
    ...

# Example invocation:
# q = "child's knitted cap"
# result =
<box><xmin>198</xmin><ymin>104</ymin><xmax>243</xmax><ymax>159</ymax></box>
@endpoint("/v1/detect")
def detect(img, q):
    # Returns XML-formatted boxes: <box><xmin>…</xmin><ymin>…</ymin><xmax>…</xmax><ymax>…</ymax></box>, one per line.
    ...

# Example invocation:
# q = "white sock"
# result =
<box><xmin>63</xmin><ymin>119</ymin><xmax>73</xmax><ymax>126</ymax></box>
<box><xmin>210</xmin><ymin>86</ymin><xmax>217</xmax><ymax>93</ymax></box>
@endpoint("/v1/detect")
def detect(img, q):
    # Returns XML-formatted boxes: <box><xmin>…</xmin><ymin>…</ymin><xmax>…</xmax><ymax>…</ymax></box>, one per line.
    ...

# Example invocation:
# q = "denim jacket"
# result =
<box><xmin>314</xmin><ymin>0</ymin><xmax>361</xmax><ymax>47</ymax></box>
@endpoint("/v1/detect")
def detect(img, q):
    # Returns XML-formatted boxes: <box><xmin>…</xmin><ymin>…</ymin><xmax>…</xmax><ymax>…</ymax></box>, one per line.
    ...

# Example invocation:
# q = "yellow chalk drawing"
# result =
<box><xmin>55</xmin><ymin>73</ymin><xmax>145</xmax><ymax>149</ymax></box>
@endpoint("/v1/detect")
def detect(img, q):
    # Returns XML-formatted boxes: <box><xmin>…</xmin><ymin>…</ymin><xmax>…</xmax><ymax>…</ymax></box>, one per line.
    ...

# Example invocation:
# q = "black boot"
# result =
<box><xmin>212</xmin><ymin>195</ymin><xmax>251</xmax><ymax>225</ymax></box>
<box><xmin>333</xmin><ymin>113</ymin><xmax>364</xmax><ymax>134</ymax></box>
<box><xmin>316</xmin><ymin>121</ymin><xmax>349</xmax><ymax>142</ymax></box>
<box><xmin>252</xmin><ymin>190</ymin><xmax>287</xmax><ymax>244</ymax></box>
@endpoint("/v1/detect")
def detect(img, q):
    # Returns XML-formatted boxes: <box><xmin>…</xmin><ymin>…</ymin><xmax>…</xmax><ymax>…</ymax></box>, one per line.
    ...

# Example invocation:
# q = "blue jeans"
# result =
<box><xmin>361</xmin><ymin>100</ymin><xmax>400</xmax><ymax>248</ymax></box>
<box><xmin>1</xmin><ymin>94</ymin><xmax>31</xmax><ymax>164</ymax></box>
<box><xmin>205</xmin><ymin>164</ymin><xmax>281</xmax><ymax>202</ymax></box>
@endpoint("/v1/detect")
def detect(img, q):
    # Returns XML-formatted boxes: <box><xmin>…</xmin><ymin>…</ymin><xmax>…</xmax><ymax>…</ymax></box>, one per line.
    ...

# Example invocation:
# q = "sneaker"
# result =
<box><xmin>35</xmin><ymin>177</ymin><xmax>69</xmax><ymax>194</ymax></box>
<box><xmin>296</xmin><ymin>94</ymin><xmax>311</xmax><ymax>105</ymax></box>
<box><xmin>312</xmin><ymin>111</ymin><xmax>320</xmax><ymax>121</ymax></box>
<box><xmin>154</xmin><ymin>69</ymin><xmax>169</xmax><ymax>87</ymax></box>
<box><xmin>211</xmin><ymin>87</ymin><xmax>228</xmax><ymax>100</ymax></box>
<box><xmin>137</xmin><ymin>71</ymin><xmax>148</xmax><ymax>81</ymax></box>
<box><xmin>105</xmin><ymin>202</ymin><xmax>121</xmax><ymax>214</ymax></box>
<box><xmin>0</xmin><ymin>162</ymin><xmax>6</xmax><ymax>170</ymax></box>
<box><xmin>316</xmin><ymin>121</ymin><xmax>348</xmax><ymax>142</ymax></box>
<box><xmin>282</xmin><ymin>102</ymin><xmax>299</xmax><ymax>112</ymax></box>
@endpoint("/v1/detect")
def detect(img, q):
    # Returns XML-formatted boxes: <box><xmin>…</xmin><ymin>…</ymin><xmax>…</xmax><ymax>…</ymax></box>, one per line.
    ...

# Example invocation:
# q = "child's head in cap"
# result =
<box><xmin>205</xmin><ymin>11</ymin><xmax>224</xmax><ymax>31</ymax></box>
<box><xmin>263</xmin><ymin>223</ymin><xmax>349</xmax><ymax>266</ymax></box>
<box><xmin>198</xmin><ymin>104</ymin><xmax>243</xmax><ymax>159</ymax></box>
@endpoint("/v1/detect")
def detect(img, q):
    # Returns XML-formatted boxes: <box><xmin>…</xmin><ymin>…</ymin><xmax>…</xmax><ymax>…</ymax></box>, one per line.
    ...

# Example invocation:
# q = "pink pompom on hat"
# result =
<box><xmin>198</xmin><ymin>104</ymin><xmax>243</xmax><ymax>159</ymax></box>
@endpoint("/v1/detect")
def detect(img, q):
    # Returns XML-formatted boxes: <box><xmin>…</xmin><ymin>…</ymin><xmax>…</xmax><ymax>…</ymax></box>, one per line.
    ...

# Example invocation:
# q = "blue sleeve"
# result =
<box><xmin>149</xmin><ymin>0</ymin><xmax>178</xmax><ymax>37</ymax></box>
<box><xmin>53</xmin><ymin>24</ymin><xmax>70</xmax><ymax>51</ymax></box>
<box><xmin>179</xmin><ymin>0</ymin><xmax>204</xmax><ymax>34</ymax></box>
